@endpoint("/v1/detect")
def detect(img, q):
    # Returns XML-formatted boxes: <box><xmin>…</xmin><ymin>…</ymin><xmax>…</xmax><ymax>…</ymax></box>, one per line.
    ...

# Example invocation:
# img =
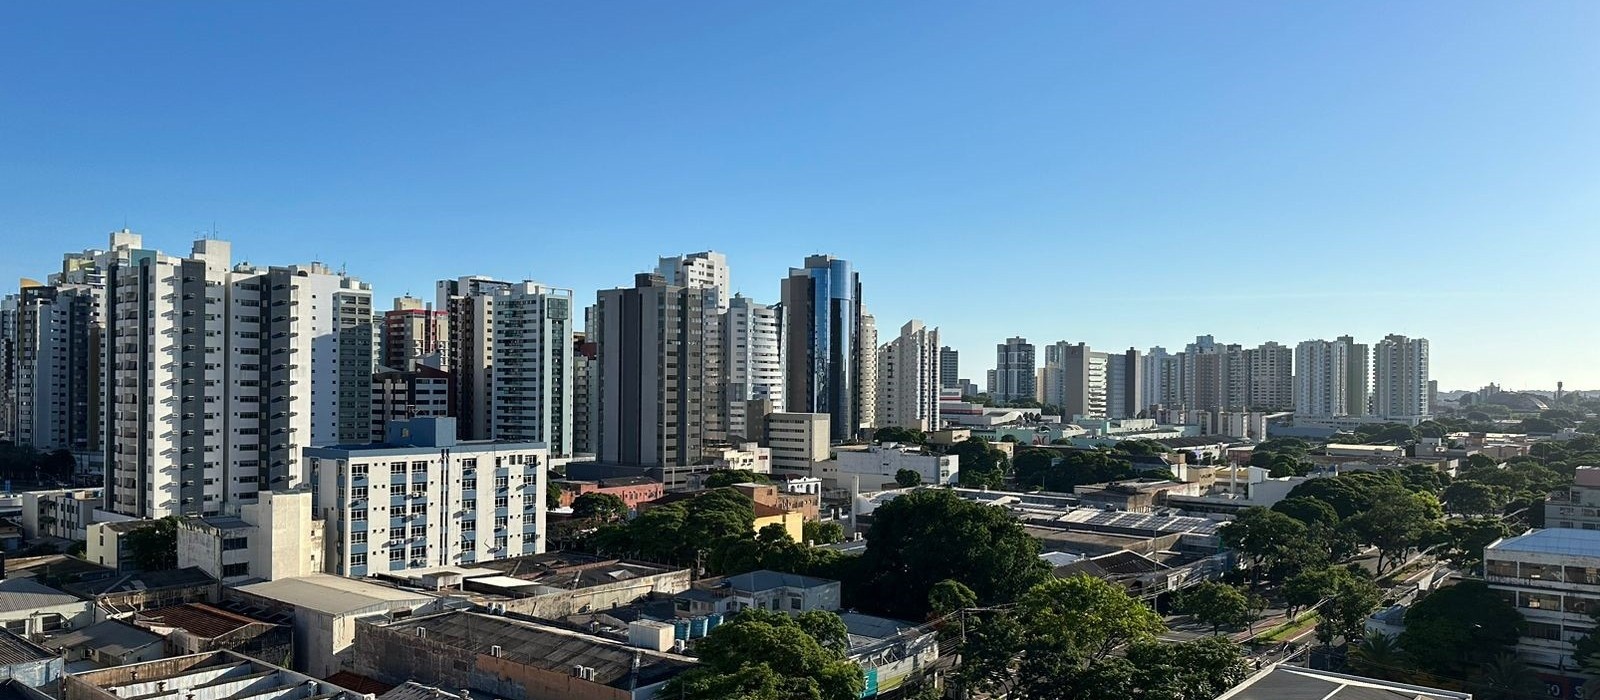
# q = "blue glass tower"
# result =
<box><xmin>781</xmin><ymin>255</ymin><xmax>862</xmax><ymax>441</ymax></box>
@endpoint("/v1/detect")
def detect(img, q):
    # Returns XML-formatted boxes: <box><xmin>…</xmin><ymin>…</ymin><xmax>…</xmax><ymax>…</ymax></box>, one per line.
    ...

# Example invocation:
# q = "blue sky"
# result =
<box><xmin>3</xmin><ymin>2</ymin><xmax>1597</xmax><ymax>390</ymax></box>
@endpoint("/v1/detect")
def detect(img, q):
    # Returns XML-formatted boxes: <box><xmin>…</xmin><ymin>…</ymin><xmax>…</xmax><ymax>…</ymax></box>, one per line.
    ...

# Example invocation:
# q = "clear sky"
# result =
<box><xmin>3</xmin><ymin>2</ymin><xmax>1597</xmax><ymax>390</ymax></box>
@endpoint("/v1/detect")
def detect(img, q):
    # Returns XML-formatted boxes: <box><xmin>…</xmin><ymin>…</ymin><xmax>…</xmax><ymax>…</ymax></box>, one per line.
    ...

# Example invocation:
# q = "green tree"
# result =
<box><xmin>1343</xmin><ymin>486</ymin><xmax>1441</xmax><ymax>572</ymax></box>
<box><xmin>927</xmin><ymin>579</ymin><xmax>978</xmax><ymax>618</ymax></box>
<box><xmin>1272</xmin><ymin>496</ymin><xmax>1339</xmax><ymax>529</ymax></box>
<box><xmin>1426</xmin><ymin>518</ymin><xmax>1512</xmax><ymax>569</ymax></box>
<box><xmin>802</xmin><ymin>520</ymin><xmax>845</xmax><ymax>545</ymax></box>
<box><xmin>124</xmin><ymin>518</ymin><xmax>179</xmax><ymax>571</ymax></box>
<box><xmin>1282</xmin><ymin>567</ymin><xmax>1338</xmax><ymax>619</ymax></box>
<box><xmin>570</xmin><ymin>492</ymin><xmax>628</xmax><ymax>522</ymax></box>
<box><xmin>702</xmin><ymin>469</ymin><xmax>770</xmax><ymax>488</ymax></box>
<box><xmin>1016</xmin><ymin>575</ymin><xmax>1165</xmax><ymax>658</ymax></box>
<box><xmin>1347</xmin><ymin>631</ymin><xmax>1408</xmax><ymax>680</ymax></box>
<box><xmin>856</xmin><ymin>489</ymin><xmax>1047</xmax><ymax>618</ymax></box>
<box><xmin>1176</xmin><ymin>582</ymin><xmax>1256</xmax><ymax>635</ymax></box>
<box><xmin>662</xmin><ymin>608</ymin><xmax>863</xmax><ymax>700</ymax></box>
<box><xmin>1321</xmin><ymin>568</ymin><xmax>1383</xmax><ymax>644</ymax></box>
<box><xmin>1219</xmin><ymin>507</ymin><xmax>1313</xmax><ymax>583</ymax></box>
<box><xmin>1471</xmin><ymin>653</ymin><xmax>1545</xmax><ymax>700</ymax></box>
<box><xmin>894</xmin><ymin>468</ymin><xmax>922</xmax><ymax>488</ymax></box>
<box><xmin>1015</xmin><ymin>448</ymin><xmax>1137</xmax><ymax>492</ymax></box>
<box><xmin>545</xmin><ymin>483</ymin><xmax>565</xmax><ymax>510</ymax></box>
<box><xmin>1442</xmin><ymin>480</ymin><xmax>1511</xmax><ymax>516</ymax></box>
<box><xmin>1125</xmin><ymin>636</ymin><xmax>1253</xmax><ymax>700</ymax></box>
<box><xmin>873</xmin><ymin>426</ymin><xmax>926</xmax><ymax>444</ymax></box>
<box><xmin>950</xmin><ymin>437</ymin><xmax>1008</xmax><ymax>488</ymax></box>
<box><xmin>1400</xmin><ymin>580</ymin><xmax>1524</xmax><ymax>678</ymax></box>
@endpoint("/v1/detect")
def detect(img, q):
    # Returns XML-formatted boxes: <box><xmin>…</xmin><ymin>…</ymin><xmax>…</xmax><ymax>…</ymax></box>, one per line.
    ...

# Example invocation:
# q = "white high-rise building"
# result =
<box><xmin>490</xmin><ymin>282</ymin><xmax>575</xmax><ymax>457</ymax></box>
<box><xmin>1374</xmin><ymin>334</ymin><xmax>1430</xmax><ymax>421</ymax></box>
<box><xmin>106</xmin><ymin>239</ymin><xmax>372</xmax><ymax>518</ymax></box>
<box><xmin>722</xmin><ymin>294</ymin><xmax>784</xmax><ymax>441</ymax></box>
<box><xmin>875</xmin><ymin>320</ymin><xmax>941</xmax><ymax>431</ymax></box>
<box><xmin>656</xmin><ymin>251</ymin><xmax>730</xmax><ymax>312</ymax></box>
<box><xmin>308</xmin><ymin>416</ymin><xmax>547</xmax><ymax>576</ymax></box>
<box><xmin>1294</xmin><ymin>339</ymin><xmax>1350</xmax><ymax>417</ymax></box>
<box><xmin>857</xmin><ymin>306</ymin><xmax>878</xmax><ymax>433</ymax></box>
<box><xmin>1041</xmin><ymin>342</ymin><xmax>1108</xmax><ymax>420</ymax></box>
<box><xmin>1246</xmin><ymin>341</ymin><xmax>1294</xmax><ymax>411</ymax></box>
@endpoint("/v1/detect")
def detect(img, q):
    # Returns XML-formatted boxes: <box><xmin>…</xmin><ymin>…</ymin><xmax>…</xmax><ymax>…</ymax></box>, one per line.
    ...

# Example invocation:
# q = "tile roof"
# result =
<box><xmin>137</xmin><ymin>603</ymin><xmax>271</xmax><ymax>638</ymax></box>
<box><xmin>326</xmin><ymin>671</ymin><xmax>396</xmax><ymax>695</ymax></box>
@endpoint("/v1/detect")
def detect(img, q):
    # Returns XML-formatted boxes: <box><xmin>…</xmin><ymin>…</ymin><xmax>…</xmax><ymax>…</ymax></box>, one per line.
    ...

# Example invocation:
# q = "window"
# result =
<box><xmin>494</xmin><ymin>476</ymin><xmax>509</xmax><ymax>489</ymax></box>
<box><xmin>494</xmin><ymin>515</ymin><xmax>508</xmax><ymax>529</ymax></box>
<box><xmin>390</xmin><ymin>462</ymin><xmax>407</xmax><ymax>476</ymax></box>
<box><xmin>790</xmin><ymin>597</ymin><xmax>802</xmax><ymax>610</ymax></box>
<box><xmin>493</xmin><ymin>535</ymin><xmax>507</xmax><ymax>549</ymax></box>
<box><xmin>40</xmin><ymin>614</ymin><xmax>63</xmax><ymax>632</ymax></box>
<box><xmin>462</xmin><ymin>520</ymin><xmax>477</xmax><ymax>532</ymax></box>
<box><xmin>410</xmin><ymin>525</ymin><xmax>425</xmax><ymax>538</ymax></box>
<box><xmin>351</xmin><ymin>463</ymin><xmax>368</xmax><ymax>477</ymax></box>
<box><xmin>351</xmin><ymin>486</ymin><xmax>368</xmax><ymax>499</ymax></box>
<box><xmin>410</xmin><ymin>504</ymin><xmax>426</xmax><ymax>516</ymax></box>
<box><xmin>462</xmin><ymin>499</ymin><xmax>476</xmax><ymax>511</ymax></box>
<box><xmin>222</xmin><ymin>563</ymin><xmax>250</xmax><ymax>578</ymax></box>
<box><xmin>222</xmin><ymin>537</ymin><xmax>249</xmax><ymax>551</ymax></box>
<box><xmin>351</xmin><ymin>531</ymin><xmax>367</xmax><ymax>544</ymax></box>
<box><xmin>2</xmin><ymin>621</ymin><xmax>23</xmax><ymax>635</ymax></box>
<box><xmin>389</xmin><ymin>549</ymin><xmax>405</xmax><ymax>562</ymax></box>
<box><xmin>351</xmin><ymin>553</ymin><xmax>367</xmax><ymax>567</ymax></box>
<box><xmin>351</xmin><ymin>509</ymin><xmax>368</xmax><ymax>521</ymax></box>
<box><xmin>410</xmin><ymin>546</ymin><xmax>426</xmax><ymax>560</ymax></box>
<box><xmin>494</xmin><ymin>496</ymin><xmax>508</xmax><ymax>509</ymax></box>
<box><xmin>411</xmin><ymin>460</ymin><xmax>429</xmax><ymax>473</ymax></box>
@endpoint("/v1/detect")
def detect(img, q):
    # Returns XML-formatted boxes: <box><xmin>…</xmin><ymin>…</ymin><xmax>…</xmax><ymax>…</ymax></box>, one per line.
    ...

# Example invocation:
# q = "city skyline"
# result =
<box><xmin>0</xmin><ymin>230</ymin><xmax>1553</xmax><ymax>394</ymax></box>
<box><xmin>4</xmin><ymin>3</ymin><xmax>1598</xmax><ymax>389</ymax></box>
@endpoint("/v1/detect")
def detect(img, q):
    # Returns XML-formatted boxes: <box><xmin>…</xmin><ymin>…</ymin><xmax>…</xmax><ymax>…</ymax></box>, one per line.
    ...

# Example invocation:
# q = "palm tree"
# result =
<box><xmin>1347</xmin><ymin>631</ymin><xmax>1407</xmax><ymax>680</ymax></box>
<box><xmin>1472</xmin><ymin>653</ymin><xmax>1544</xmax><ymax>700</ymax></box>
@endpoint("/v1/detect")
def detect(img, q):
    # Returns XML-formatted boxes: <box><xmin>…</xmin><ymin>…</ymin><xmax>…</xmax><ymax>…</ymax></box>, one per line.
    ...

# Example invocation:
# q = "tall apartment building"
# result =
<box><xmin>857</xmin><ymin>307</ymin><xmax>878</xmax><ymax>433</ymax></box>
<box><xmin>594</xmin><ymin>273</ymin><xmax>724</xmax><ymax>476</ymax></box>
<box><xmin>1374</xmin><ymin>334</ymin><xmax>1430</xmax><ymax>421</ymax></box>
<box><xmin>781</xmin><ymin>255</ymin><xmax>864</xmax><ymax>442</ymax></box>
<box><xmin>437</xmin><ymin>276</ymin><xmax>515</xmax><ymax>441</ymax></box>
<box><xmin>875</xmin><ymin>320</ymin><xmax>941</xmax><ymax>431</ymax></box>
<box><xmin>1140</xmin><ymin>346</ymin><xmax>1181</xmax><ymax>414</ymax></box>
<box><xmin>8</xmin><ymin>283</ymin><xmax>99</xmax><ymax>454</ymax></box>
<box><xmin>379</xmin><ymin>296</ymin><xmax>447</xmax><ymax>371</ymax></box>
<box><xmin>722</xmin><ymin>294</ymin><xmax>784</xmax><ymax>441</ymax></box>
<box><xmin>993</xmin><ymin>337</ymin><xmax>1036</xmax><ymax>404</ymax></box>
<box><xmin>656</xmin><ymin>251</ymin><xmax>730</xmax><ymax>312</ymax></box>
<box><xmin>571</xmin><ymin>331</ymin><xmax>596</xmax><ymax>454</ymax></box>
<box><xmin>1294</xmin><ymin>339</ymin><xmax>1350</xmax><ymax>417</ymax></box>
<box><xmin>105</xmin><ymin>238</ymin><xmax>372</xmax><ymax>518</ymax></box>
<box><xmin>308</xmin><ymin>416</ymin><xmax>547</xmax><ymax>577</ymax></box>
<box><xmin>1180</xmin><ymin>336</ymin><xmax>1250</xmax><ymax>412</ymax></box>
<box><xmin>1245</xmin><ymin>342</ymin><xmax>1294</xmax><ymax>411</ymax></box>
<box><xmin>489</xmin><ymin>282</ymin><xmax>574</xmax><ymax>456</ymax></box>
<box><xmin>1105</xmin><ymin>348</ymin><xmax>1143</xmax><ymax>420</ymax></box>
<box><xmin>0</xmin><ymin>296</ymin><xmax>15</xmax><ymax>442</ymax></box>
<box><xmin>1337</xmin><ymin>335</ymin><xmax>1370</xmax><ymax>416</ymax></box>
<box><xmin>1041</xmin><ymin>342</ymin><xmax>1107</xmax><ymax>420</ymax></box>
<box><xmin>938</xmin><ymin>346</ymin><xmax>959</xmax><ymax>389</ymax></box>
<box><xmin>370</xmin><ymin>365</ymin><xmax>450</xmax><ymax>442</ymax></box>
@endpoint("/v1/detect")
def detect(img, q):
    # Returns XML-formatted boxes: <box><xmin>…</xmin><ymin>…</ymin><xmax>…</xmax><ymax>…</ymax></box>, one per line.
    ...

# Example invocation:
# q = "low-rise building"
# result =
<box><xmin>228</xmin><ymin>574</ymin><xmax>444</xmax><ymax>678</ymax></box>
<box><xmin>306</xmin><ymin>416</ymin><xmax>548</xmax><ymax>577</ymax></box>
<box><xmin>733</xmin><ymin>481</ymin><xmax>821</xmax><ymax>522</ymax></box>
<box><xmin>177</xmin><ymin>490</ymin><xmax>324</xmax><ymax>584</ymax></box>
<box><xmin>135</xmin><ymin>603</ymin><xmax>294</xmax><ymax>666</ymax></box>
<box><xmin>821</xmin><ymin>444</ymin><xmax>958</xmax><ymax>489</ymax></box>
<box><xmin>1547</xmin><ymin>466</ymin><xmax>1600</xmax><ymax>530</ymax></box>
<box><xmin>1485</xmin><ymin>527</ymin><xmax>1600</xmax><ymax>673</ymax></box>
<box><xmin>1324</xmin><ymin>444</ymin><xmax>1407</xmax><ymax>459</ymax></box>
<box><xmin>19</xmin><ymin>488</ymin><xmax>102</xmax><ymax>541</ymax></box>
<box><xmin>47</xmin><ymin>619</ymin><xmax>166</xmax><ymax>670</ymax></box>
<box><xmin>0</xmin><ymin>577</ymin><xmax>92</xmax><ymax>637</ymax></box>
<box><xmin>553</xmin><ymin>478</ymin><xmax>663</xmax><ymax>512</ymax></box>
<box><xmin>675</xmin><ymin>570</ymin><xmax>842</xmax><ymax>617</ymax></box>
<box><xmin>708</xmin><ymin>442</ymin><xmax>772</xmax><ymax>473</ymax></box>
<box><xmin>395</xmin><ymin>553</ymin><xmax>692</xmax><ymax>619</ymax></box>
<box><xmin>63</xmin><ymin>567</ymin><xmax>220</xmax><ymax>618</ymax></box>
<box><xmin>62</xmin><ymin>650</ymin><xmax>373</xmax><ymax>700</ymax></box>
<box><xmin>0</xmin><ymin>629</ymin><xmax>63</xmax><ymax>687</ymax></box>
<box><xmin>1216</xmin><ymin>663</ymin><xmax>1469</xmax><ymax>700</ymax></box>
<box><xmin>353</xmin><ymin>609</ymin><xmax>695</xmax><ymax>700</ymax></box>
<box><xmin>764</xmin><ymin>412</ymin><xmax>829</xmax><ymax>475</ymax></box>
<box><xmin>85</xmin><ymin>520</ymin><xmax>152</xmax><ymax>573</ymax></box>
<box><xmin>839</xmin><ymin>612</ymin><xmax>939</xmax><ymax>697</ymax></box>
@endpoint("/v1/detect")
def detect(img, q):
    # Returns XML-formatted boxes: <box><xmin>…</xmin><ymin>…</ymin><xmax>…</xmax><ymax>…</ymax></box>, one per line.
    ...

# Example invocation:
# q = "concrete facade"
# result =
<box><xmin>1484</xmin><ymin>528</ymin><xmax>1600</xmax><ymax>671</ymax></box>
<box><xmin>875</xmin><ymin>320</ymin><xmax>941</xmax><ymax>431</ymax></box>
<box><xmin>228</xmin><ymin>574</ymin><xmax>442</xmax><ymax>678</ymax></box>
<box><xmin>821</xmin><ymin>445</ymin><xmax>958</xmax><ymax>488</ymax></box>
<box><xmin>764</xmin><ymin>412</ymin><xmax>829</xmax><ymax>475</ymax></box>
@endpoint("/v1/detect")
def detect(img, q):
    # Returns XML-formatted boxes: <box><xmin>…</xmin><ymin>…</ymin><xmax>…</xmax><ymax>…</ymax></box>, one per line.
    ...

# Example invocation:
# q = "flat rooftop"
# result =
<box><xmin>1488</xmin><ymin>527</ymin><xmax>1600</xmax><ymax>557</ymax></box>
<box><xmin>1216</xmin><ymin>663</ymin><xmax>1470</xmax><ymax>700</ymax></box>
<box><xmin>235</xmin><ymin>574</ymin><xmax>435</xmax><ymax>615</ymax></box>
<box><xmin>137</xmin><ymin>602</ymin><xmax>283</xmax><ymax>637</ymax></box>
<box><xmin>67</xmin><ymin>650</ymin><xmax>370</xmax><ymax>700</ymax></box>
<box><xmin>390</xmin><ymin>611</ymin><xmax>693</xmax><ymax>689</ymax></box>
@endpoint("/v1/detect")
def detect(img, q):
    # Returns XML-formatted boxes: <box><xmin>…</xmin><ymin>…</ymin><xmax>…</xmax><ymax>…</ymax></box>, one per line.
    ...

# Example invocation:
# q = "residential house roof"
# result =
<box><xmin>0</xmin><ymin>577</ymin><xmax>82</xmax><ymax>614</ymax></box>
<box><xmin>720</xmin><ymin>570</ymin><xmax>836</xmax><ymax>593</ymax></box>
<box><xmin>0</xmin><ymin>630</ymin><xmax>54</xmax><ymax>667</ymax></box>
<box><xmin>48</xmin><ymin>620</ymin><xmax>164</xmax><ymax>658</ymax></box>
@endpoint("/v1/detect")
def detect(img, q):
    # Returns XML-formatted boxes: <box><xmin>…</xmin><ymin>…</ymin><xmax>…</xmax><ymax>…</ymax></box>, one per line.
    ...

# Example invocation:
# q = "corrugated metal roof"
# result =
<box><xmin>0</xmin><ymin>577</ymin><xmax>82</xmax><ymax>613</ymax></box>
<box><xmin>49</xmin><ymin>620</ymin><xmax>163</xmax><ymax>657</ymax></box>
<box><xmin>0</xmin><ymin>630</ymin><xmax>54</xmax><ymax>667</ymax></box>
<box><xmin>236</xmin><ymin>575</ymin><xmax>434</xmax><ymax>615</ymax></box>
